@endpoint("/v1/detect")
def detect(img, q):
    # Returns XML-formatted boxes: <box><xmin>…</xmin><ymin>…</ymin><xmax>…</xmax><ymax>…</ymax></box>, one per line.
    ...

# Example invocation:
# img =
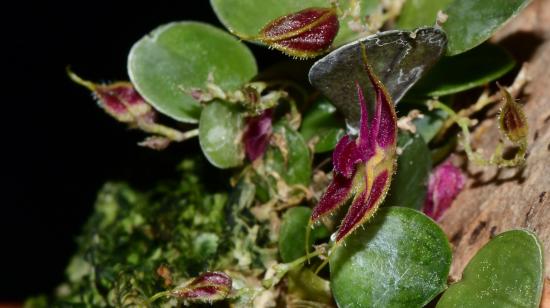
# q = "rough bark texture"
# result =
<box><xmin>438</xmin><ymin>0</ymin><xmax>550</xmax><ymax>296</ymax></box>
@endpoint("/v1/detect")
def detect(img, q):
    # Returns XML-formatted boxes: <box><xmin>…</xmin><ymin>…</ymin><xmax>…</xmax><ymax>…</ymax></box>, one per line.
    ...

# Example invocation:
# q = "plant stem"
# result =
<box><xmin>434</xmin><ymin>63</ymin><xmax>529</xmax><ymax>143</ymax></box>
<box><xmin>432</xmin><ymin>101</ymin><xmax>527</xmax><ymax>167</ymax></box>
<box><xmin>149</xmin><ymin>290</ymin><xmax>171</xmax><ymax>303</ymax></box>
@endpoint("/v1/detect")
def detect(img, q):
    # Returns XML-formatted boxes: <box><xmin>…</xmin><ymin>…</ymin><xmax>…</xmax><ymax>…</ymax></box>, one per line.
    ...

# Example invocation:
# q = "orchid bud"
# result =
<box><xmin>170</xmin><ymin>272</ymin><xmax>232</xmax><ymax>304</ymax></box>
<box><xmin>67</xmin><ymin>69</ymin><xmax>153</xmax><ymax>123</ymax></box>
<box><xmin>68</xmin><ymin>69</ymin><xmax>190</xmax><ymax>149</ymax></box>
<box><xmin>498</xmin><ymin>85</ymin><xmax>528</xmax><ymax>144</ymax></box>
<box><xmin>423</xmin><ymin>161</ymin><xmax>465</xmax><ymax>221</ymax></box>
<box><xmin>243</xmin><ymin>109</ymin><xmax>274</xmax><ymax>161</ymax></box>
<box><xmin>257</xmin><ymin>7</ymin><xmax>339</xmax><ymax>59</ymax></box>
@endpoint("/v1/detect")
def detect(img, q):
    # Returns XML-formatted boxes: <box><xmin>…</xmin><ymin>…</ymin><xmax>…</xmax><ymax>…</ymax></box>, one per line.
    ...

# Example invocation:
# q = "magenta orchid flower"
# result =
<box><xmin>310</xmin><ymin>52</ymin><xmax>397</xmax><ymax>243</ymax></box>
<box><xmin>243</xmin><ymin>109</ymin><xmax>274</xmax><ymax>161</ymax></box>
<box><xmin>423</xmin><ymin>160</ymin><xmax>465</xmax><ymax>221</ymax></box>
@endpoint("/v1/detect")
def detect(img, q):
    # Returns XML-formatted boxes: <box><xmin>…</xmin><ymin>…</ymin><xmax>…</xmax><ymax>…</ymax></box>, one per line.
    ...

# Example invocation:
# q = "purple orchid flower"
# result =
<box><xmin>423</xmin><ymin>160</ymin><xmax>465</xmax><ymax>221</ymax></box>
<box><xmin>310</xmin><ymin>50</ymin><xmax>397</xmax><ymax>243</ymax></box>
<box><xmin>243</xmin><ymin>109</ymin><xmax>274</xmax><ymax>161</ymax></box>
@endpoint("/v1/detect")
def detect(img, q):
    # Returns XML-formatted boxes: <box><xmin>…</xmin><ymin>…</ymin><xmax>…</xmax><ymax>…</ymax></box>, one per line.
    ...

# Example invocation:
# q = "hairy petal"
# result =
<box><xmin>333</xmin><ymin>135</ymin><xmax>362</xmax><ymax>178</ymax></box>
<box><xmin>356</xmin><ymin>82</ymin><xmax>375</xmax><ymax>160</ymax></box>
<box><xmin>336</xmin><ymin>170</ymin><xmax>389</xmax><ymax>242</ymax></box>
<box><xmin>311</xmin><ymin>173</ymin><xmax>354</xmax><ymax>222</ymax></box>
<box><xmin>362</xmin><ymin>47</ymin><xmax>397</xmax><ymax>149</ymax></box>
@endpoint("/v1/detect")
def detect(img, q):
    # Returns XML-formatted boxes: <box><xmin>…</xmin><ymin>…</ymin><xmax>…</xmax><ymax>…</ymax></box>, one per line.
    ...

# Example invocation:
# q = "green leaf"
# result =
<box><xmin>443</xmin><ymin>0</ymin><xmax>531</xmax><ymax>55</ymax></box>
<box><xmin>384</xmin><ymin>133</ymin><xmax>432</xmax><ymax>210</ymax></box>
<box><xmin>287</xmin><ymin>268</ymin><xmax>333</xmax><ymax>305</ymax></box>
<box><xmin>198</xmin><ymin>101</ymin><xmax>245</xmax><ymax>169</ymax></box>
<box><xmin>330</xmin><ymin>207</ymin><xmax>452</xmax><ymax>308</ymax></box>
<box><xmin>210</xmin><ymin>0</ymin><xmax>378</xmax><ymax>48</ymax></box>
<box><xmin>300</xmin><ymin>98</ymin><xmax>345</xmax><ymax>153</ymax></box>
<box><xmin>414</xmin><ymin>108</ymin><xmax>448</xmax><ymax>143</ymax></box>
<box><xmin>411</xmin><ymin>44</ymin><xmax>515</xmax><ymax>97</ymax></box>
<box><xmin>309</xmin><ymin>27</ymin><xmax>447</xmax><ymax>128</ymax></box>
<box><xmin>396</xmin><ymin>0</ymin><xmax>454</xmax><ymax>30</ymax></box>
<box><xmin>279</xmin><ymin>207</ymin><xmax>329</xmax><ymax>263</ymax></box>
<box><xmin>128</xmin><ymin>22</ymin><xmax>257</xmax><ymax>123</ymax></box>
<box><xmin>437</xmin><ymin>229</ymin><xmax>544</xmax><ymax>308</ymax></box>
<box><xmin>398</xmin><ymin>99</ymin><xmax>449</xmax><ymax>143</ymax></box>
<box><xmin>266</xmin><ymin>122</ymin><xmax>312</xmax><ymax>186</ymax></box>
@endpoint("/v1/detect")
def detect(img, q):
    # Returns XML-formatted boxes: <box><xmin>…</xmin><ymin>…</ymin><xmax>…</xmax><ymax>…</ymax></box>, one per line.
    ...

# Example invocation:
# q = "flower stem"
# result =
<box><xmin>149</xmin><ymin>290</ymin><xmax>171</xmax><ymax>304</ymax></box>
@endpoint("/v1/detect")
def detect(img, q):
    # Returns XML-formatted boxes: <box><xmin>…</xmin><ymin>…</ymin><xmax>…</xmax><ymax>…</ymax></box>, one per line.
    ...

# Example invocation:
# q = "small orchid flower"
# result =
<box><xmin>170</xmin><ymin>271</ymin><xmax>232</xmax><ymax>303</ymax></box>
<box><xmin>310</xmin><ymin>49</ymin><xmax>397</xmax><ymax>243</ymax></box>
<box><xmin>423</xmin><ymin>160</ymin><xmax>465</xmax><ymax>221</ymax></box>
<box><xmin>151</xmin><ymin>271</ymin><xmax>233</xmax><ymax>304</ymax></box>
<box><xmin>68</xmin><ymin>69</ymin><xmax>194</xmax><ymax>150</ymax></box>
<box><xmin>243</xmin><ymin>109</ymin><xmax>274</xmax><ymax>161</ymax></box>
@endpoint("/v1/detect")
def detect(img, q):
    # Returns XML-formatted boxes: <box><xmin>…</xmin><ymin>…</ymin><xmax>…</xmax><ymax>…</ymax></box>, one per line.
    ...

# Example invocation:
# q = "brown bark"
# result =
<box><xmin>438</xmin><ymin>0</ymin><xmax>550</xmax><ymax>285</ymax></box>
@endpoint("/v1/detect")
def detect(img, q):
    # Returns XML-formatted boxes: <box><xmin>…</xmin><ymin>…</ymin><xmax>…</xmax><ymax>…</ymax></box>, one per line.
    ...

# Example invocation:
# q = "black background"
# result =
<box><xmin>1</xmin><ymin>2</ymin><xmax>285</xmax><ymax>301</ymax></box>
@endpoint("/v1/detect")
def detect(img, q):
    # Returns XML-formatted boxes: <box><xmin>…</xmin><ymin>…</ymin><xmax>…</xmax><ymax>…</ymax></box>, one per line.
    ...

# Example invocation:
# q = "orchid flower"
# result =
<box><xmin>67</xmin><ymin>69</ymin><xmax>194</xmax><ymax>149</ymax></box>
<box><xmin>423</xmin><ymin>160</ymin><xmax>465</xmax><ymax>221</ymax></box>
<box><xmin>150</xmin><ymin>271</ymin><xmax>232</xmax><ymax>304</ymax></box>
<box><xmin>243</xmin><ymin>109</ymin><xmax>274</xmax><ymax>161</ymax></box>
<box><xmin>310</xmin><ymin>48</ymin><xmax>397</xmax><ymax>244</ymax></box>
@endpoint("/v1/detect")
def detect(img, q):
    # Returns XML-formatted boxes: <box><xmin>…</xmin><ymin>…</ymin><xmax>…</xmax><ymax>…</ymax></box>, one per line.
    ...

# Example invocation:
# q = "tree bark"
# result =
<box><xmin>438</xmin><ymin>0</ymin><xmax>550</xmax><ymax>305</ymax></box>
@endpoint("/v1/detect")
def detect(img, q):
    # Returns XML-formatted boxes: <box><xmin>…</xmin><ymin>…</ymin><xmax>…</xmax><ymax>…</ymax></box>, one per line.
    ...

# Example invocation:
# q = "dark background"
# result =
<box><xmin>1</xmin><ymin>2</ymin><xmax>285</xmax><ymax>301</ymax></box>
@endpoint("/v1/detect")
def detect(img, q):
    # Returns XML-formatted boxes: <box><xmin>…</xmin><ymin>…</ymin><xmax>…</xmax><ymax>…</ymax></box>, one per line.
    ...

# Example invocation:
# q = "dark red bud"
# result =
<box><xmin>259</xmin><ymin>7</ymin><xmax>339</xmax><ymax>59</ymax></box>
<box><xmin>171</xmin><ymin>272</ymin><xmax>232</xmax><ymax>303</ymax></box>
<box><xmin>67</xmin><ymin>69</ymin><xmax>153</xmax><ymax>123</ymax></box>
<box><xmin>95</xmin><ymin>82</ymin><xmax>154</xmax><ymax>122</ymax></box>
<box><xmin>498</xmin><ymin>86</ymin><xmax>528</xmax><ymax>144</ymax></box>
<box><xmin>243</xmin><ymin>109</ymin><xmax>274</xmax><ymax>161</ymax></box>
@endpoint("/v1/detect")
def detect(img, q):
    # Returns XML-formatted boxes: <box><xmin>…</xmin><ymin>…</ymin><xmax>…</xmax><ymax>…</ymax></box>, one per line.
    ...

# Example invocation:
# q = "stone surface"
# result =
<box><xmin>438</xmin><ymin>0</ymin><xmax>550</xmax><ymax>287</ymax></box>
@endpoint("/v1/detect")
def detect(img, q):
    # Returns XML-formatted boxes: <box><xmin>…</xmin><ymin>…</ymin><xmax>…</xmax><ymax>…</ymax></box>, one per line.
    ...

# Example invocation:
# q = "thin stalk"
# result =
<box><xmin>149</xmin><ymin>290</ymin><xmax>171</xmax><ymax>304</ymax></box>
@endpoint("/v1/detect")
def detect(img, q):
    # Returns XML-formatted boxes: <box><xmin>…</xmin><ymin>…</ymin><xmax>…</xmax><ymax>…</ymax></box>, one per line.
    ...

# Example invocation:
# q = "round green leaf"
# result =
<box><xmin>279</xmin><ymin>207</ymin><xmax>329</xmax><ymax>263</ymax></box>
<box><xmin>411</xmin><ymin>44</ymin><xmax>515</xmax><ymax>97</ymax></box>
<box><xmin>300</xmin><ymin>98</ymin><xmax>345</xmax><ymax>153</ymax></box>
<box><xmin>442</xmin><ymin>0</ymin><xmax>531</xmax><ymax>55</ymax></box>
<box><xmin>128</xmin><ymin>22</ymin><xmax>257</xmax><ymax>123</ymax></box>
<box><xmin>384</xmin><ymin>133</ymin><xmax>432</xmax><ymax>210</ymax></box>
<box><xmin>437</xmin><ymin>229</ymin><xmax>544</xmax><ymax>308</ymax></box>
<box><xmin>330</xmin><ymin>207</ymin><xmax>452</xmax><ymax>308</ymax></box>
<box><xmin>210</xmin><ymin>0</ymin><xmax>378</xmax><ymax>48</ymax></box>
<box><xmin>396</xmin><ymin>0</ymin><xmax>454</xmax><ymax>30</ymax></box>
<box><xmin>266</xmin><ymin>122</ymin><xmax>312</xmax><ymax>186</ymax></box>
<box><xmin>198</xmin><ymin>101</ymin><xmax>245</xmax><ymax>169</ymax></box>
